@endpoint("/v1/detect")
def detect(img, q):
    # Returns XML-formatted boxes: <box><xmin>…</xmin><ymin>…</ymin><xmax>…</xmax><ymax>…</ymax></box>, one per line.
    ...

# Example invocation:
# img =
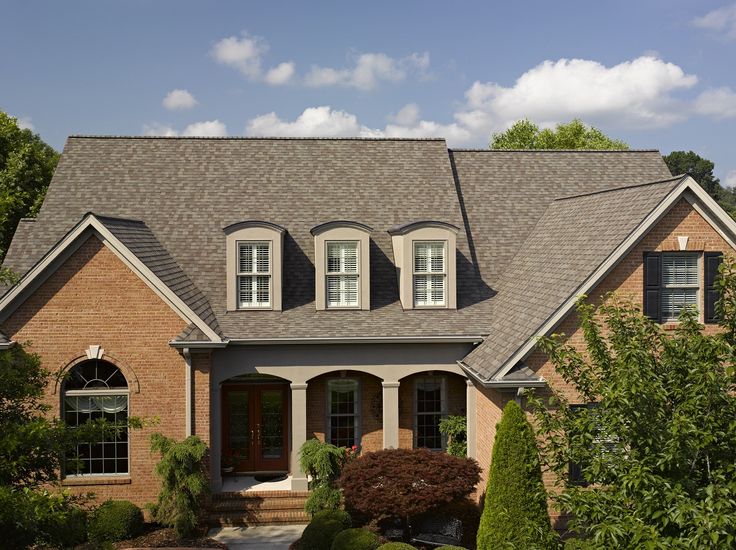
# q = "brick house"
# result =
<box><xmin>0</xmin><ymin>136</ymin><xmax>734</xmax><ymax>514</ymax></box>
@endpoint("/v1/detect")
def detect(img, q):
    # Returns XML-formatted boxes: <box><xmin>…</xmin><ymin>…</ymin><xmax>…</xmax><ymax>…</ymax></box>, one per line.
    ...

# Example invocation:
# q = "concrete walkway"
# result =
<box><xmin>209</xmin><ymin>525</ymin><xmax>307</xmax><ymax>550</ymax></box>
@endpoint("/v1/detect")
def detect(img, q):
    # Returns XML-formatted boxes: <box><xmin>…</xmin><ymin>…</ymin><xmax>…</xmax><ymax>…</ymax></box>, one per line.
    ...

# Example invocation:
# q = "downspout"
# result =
<box><xmin>183</xmin><ymin>347</ymin><xmax>192</xmax><ymax>437</ymax></box>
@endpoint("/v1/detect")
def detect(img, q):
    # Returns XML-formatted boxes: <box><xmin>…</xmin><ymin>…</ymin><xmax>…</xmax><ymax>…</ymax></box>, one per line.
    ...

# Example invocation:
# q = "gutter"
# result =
<box><xmin>0</xmin><ymin>340</ymin><xmax>16</xmax><ymax>350</ymax></box>
<box><xmin>457</xmin><ymin>360</ymin><xmax>547</xmax><ymax>389</ymax></box>
<box><xmin>169</xmin><ymin>335</ymin><xmax>484</xmax><ymax>349</ymax></box>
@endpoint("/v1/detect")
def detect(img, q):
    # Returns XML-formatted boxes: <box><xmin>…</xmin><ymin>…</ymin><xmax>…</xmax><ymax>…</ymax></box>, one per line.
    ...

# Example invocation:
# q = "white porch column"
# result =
<box><xmin>290</xmin><ymin>383</ymin><xmax>309</xmax><ymax>491</ymax></box>
<box><xmin>382</xmin><ymin>380</ymin><xmax>400</xmax><ymax>449</ymax></box>
<box><xmin>466</xmin><ymin>379</ymin><xmax>477</xmax><ymax>459</ymax></box>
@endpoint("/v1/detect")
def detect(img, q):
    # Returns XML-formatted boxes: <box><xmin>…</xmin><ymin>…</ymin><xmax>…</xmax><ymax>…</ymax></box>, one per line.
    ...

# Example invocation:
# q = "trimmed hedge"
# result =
<box><xmin>377</xmin><ymin>543</ymin><xmax>416</xmax><ymax>549</ymax></box>
<box><xmin>330</xmin><ymin>527</ymin><xmax>380</xmax><ymax>550</ymax></box>
<box><xmin>301</xmin><ymin>509</ymin><xmax>351</xmax><ymax>550</ymax></box>
<box><xmin>88</xmin><ymin>500</ymin><xmax>144</xmax><ymax>543</ymax></box>
<box><xmin>476</xmin><ymin>401</ymin><xmax>555</xmax><ymax>549</ymax></box>
<box><xmin>436</xmin><ymin>546</ymin><xmax>467</xmax><ymax>550</ymax></box>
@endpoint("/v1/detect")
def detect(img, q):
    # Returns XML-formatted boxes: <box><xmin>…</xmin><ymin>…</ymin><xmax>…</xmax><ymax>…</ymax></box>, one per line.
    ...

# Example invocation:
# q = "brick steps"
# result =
<box><xmin>208</xmin><ymin>491</ymin><xmax>310</xmax><ymax>526</ymax></box>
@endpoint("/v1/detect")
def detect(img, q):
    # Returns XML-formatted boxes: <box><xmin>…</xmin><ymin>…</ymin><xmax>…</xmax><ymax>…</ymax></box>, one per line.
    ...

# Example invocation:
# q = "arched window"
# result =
<box><xmin>62</xmin><ymin>360</ymin><xmax>129</xmax><ymax>476</ymax></box>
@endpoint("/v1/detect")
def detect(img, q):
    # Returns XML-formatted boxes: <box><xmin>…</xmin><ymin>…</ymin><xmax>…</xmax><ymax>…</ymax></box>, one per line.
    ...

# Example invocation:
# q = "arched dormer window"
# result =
<box><xmin>388</xmin><ymin>221</ymin><xmax>459</xmax><ymax>310</ymax></box>
<box><xmin>311</xmin><ymin>221</ymin><xmax>372</xmax><ymax>311</ymax></box>
<box><xmin>224</xmin><ymin>221</ymin><xmax>286</xmax><ymax>311</ymax></box>
<box><xmin>62</xmin><ymin>359</ymin><xmax>129</xmax><ymax>476</ymax></box>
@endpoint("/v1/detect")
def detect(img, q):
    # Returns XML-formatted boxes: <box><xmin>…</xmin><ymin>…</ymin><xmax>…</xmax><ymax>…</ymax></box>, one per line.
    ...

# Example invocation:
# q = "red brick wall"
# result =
<box><xmin>1</xmin><ymin>236</ymin><xmax>193</xmax><ymax>507</ymax></box>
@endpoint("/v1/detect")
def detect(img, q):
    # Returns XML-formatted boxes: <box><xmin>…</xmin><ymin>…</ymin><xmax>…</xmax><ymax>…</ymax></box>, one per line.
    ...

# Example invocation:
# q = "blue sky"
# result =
<box><xmin>2</xmin><ymin>1</ymin><xmax>736</xmax><ymax>182</ymax></box>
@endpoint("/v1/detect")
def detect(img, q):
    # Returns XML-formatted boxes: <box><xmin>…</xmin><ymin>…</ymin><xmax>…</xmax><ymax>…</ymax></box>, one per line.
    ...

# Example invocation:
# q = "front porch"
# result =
<box><xmin>206</xmin><ymin>344</ymin><xmax>478</xmax><ymax>493</ymax></box>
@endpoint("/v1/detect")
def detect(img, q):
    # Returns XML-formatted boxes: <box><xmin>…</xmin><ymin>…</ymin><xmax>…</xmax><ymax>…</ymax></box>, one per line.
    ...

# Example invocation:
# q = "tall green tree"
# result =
<box><xmin>0</xmin><ymin>112</ymin><xmax>59</xmax><ymax>259</ymax></box>
<box><xmin>477</xmin><ymin>400</ymin><xmax>556</xmax><ymax>550</ymax></box>
<box><xmin>530</xmin><ymin>257</ymin><xmax>736</xmax><ymax>548</ymax></box>
<box><xmin>490</xmin><ymin>119</ymin><xmax>629</xmax><ymax>150</ymax></box>
<box><xmin>663</xmin><ymin>150</ymin><xmax>720</xmax><ymax>198</ymax></box>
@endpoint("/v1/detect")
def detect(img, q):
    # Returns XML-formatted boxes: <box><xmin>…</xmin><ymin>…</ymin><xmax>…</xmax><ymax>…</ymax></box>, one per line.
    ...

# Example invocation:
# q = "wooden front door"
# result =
<box><xmin>222</xmin><ymin>384</ymin><xmax>289</xmax><ymax>472</ymax></box>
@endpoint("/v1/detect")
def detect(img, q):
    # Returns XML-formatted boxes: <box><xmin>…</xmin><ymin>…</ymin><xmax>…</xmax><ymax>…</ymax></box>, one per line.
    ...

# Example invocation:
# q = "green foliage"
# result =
<box><xmin>88</xmin><ymin>499</ymin><xmax>143</xmax><ymax>544</ymax></box>
<box><xmin>0</xmin><ymin>111</ymin><xmax>59</xmax><ymax>259</ymax></box>
<box><xmin>490</xmin><ymin>119</ymin><xmax>628</xmax><ymax>151</ymax></box>
<box><xmin>663</xmin><ymin>150</ymin><xmax>736</xmax><ymax>218</ymax></box>
<box><xmin>377</xmin><ymin>543</ymin><xmax>416</xmax><ymax>549</ymax></box>
<box><xmin>330</xmin><ymin>527</ymin><xmax>380</xmax><ymax>550</ymax></box>
<box><xmin>477</xmin><ymin>401</ymin><xmax>556</xmax><ymax>550</ymax></box>
<box><xmin>0</xmin><ymin>485</ymin><xmax>89</xmax><ymax>549</ymax></box>
<box><xmin>149</xmin><ymin>433</ymin><xmax>209</xmax><ymax>539</ymax></box>
<box><xmin>300</xmin><ymin>509</ymin><xmax>352</xmax><ymax>550</ymax></box>
<box><xmin>530</xmin><ymin>257</ymin><xmax>736</xmax><ymax>548</ymax></box>
<box><xmin>436</xmin><ymin>547</ymin><xmax>467</xmax><ymax>550</ymax></box>
<box><xmin>439</xmin><ymin>415</ymin><xmax>467</xmax><ymax>457</ymax></box>
<box><xmin>300</xmin><ymin>438</ymin><xmax>347</xmax><ymax>486</ymax></box>
<box><xmin>305</xmin><ymin>483</ymin><xmax>342</xmax><ymax>516</ymax></box>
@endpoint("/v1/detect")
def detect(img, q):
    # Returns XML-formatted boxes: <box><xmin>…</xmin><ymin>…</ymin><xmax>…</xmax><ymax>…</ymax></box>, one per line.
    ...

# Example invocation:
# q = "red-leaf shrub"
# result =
<box><xmin>338</xmin><ymin>448</ymin><xmax>481</xmax><ymax>521</ymax></box>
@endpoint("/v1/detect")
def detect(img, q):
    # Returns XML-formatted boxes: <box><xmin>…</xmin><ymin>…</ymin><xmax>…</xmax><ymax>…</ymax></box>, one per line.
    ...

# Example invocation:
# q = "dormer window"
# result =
<box><xmin>238</xmin><ymin>242</ymin><xmax>271</xmax><ymax>308</ymax></box>
<box><xmin>389</xmin><ymin>221</ymin><xmax>458</xmax><ymax>310</ymax></box>
<box><xmin>311</xmin><ymin>221</ymin><xmax>372</xmax><ymax>311</ymax></box>
<box><xmin>224</xmin><ymin>221</ymin><xmax>285</xmax><ymax>311</ymax></box>
<box><xmin>413</xmin><ymin>241</ymin><xmax>446</xmax><ymax>307</ymax></box>
<box><xmin>326</xmin><ymin>241</ymin><xmax>359</xmax><ymax>308</ymax></box>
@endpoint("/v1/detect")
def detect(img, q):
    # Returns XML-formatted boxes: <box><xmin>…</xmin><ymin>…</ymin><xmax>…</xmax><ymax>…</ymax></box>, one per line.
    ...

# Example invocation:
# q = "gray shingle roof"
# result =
<box><xmin>462</xmin><ymin>175</ymin><xmax>685</xmax><ymax>380</ymax></box>
<box><xmin>94</xmin><ymin>215</ymin><xmax>221</xmax><ymax>337</ymax></box>
<box><xmin>1</xmin><ymin>138</ymin><xmax>677</xmax><ymax>377</ymax></box>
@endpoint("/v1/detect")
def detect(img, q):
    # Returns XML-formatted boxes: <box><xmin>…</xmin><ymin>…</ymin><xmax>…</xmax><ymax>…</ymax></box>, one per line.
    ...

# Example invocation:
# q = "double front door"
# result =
<box><xmin>222</xmin><ymin>384</ymin><xmax>289</xmax><ymax>472</ymax></box>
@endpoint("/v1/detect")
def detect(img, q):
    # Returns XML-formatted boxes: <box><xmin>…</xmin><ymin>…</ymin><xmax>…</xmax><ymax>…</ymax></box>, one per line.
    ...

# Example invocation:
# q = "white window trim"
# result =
<box><xmin>325</xmin><ymin>240</ymin><xmax>360</xmax><ymax>309</ymax></box>
<box><xmin>660</xmin><ymin>252</ymin><xmax>701</xmax><ymax>323</ymax></box>
<box><xmin>326</xmin><ymin>378</ymin><xmax>361</xmax><ymax>448</ymax></box>
<box><xmin>413</xmin><ymin>376</ymin><xmax>447</xmax><ymax>451</ymax></box>
<box><xmin>412</xmin><ymin>240</ymin><xmax>447</xmax><ymax>308</ymax></box>
<box><xmin>236</xmin><ymin>240</ymin><xmax>273</xmax><ymax>310</ymax></box>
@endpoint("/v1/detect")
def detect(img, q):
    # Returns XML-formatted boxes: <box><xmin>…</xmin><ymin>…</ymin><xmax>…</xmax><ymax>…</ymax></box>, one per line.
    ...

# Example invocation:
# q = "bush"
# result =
<box><xmin>88</xmin><ymin>500</ymin><xmax>143</xmax><ymax>543</ymax></box>
<box><xmin>477</xmin><ymin>401</ymin><xmax>556</xmax><ymax>550</ymax></box>
<box><xmin>436</xmin><ymin>546</ymin><xmax>467</xmax><ymax>550</ymax></box>
<box><xmin>149</xmin><ymin>433</ymin><xmax>209</xmax><ymax>539</ymax></box>
<box><xmin>377</xmin><ymin>543</ymin><xmax>416</xmax><ymax>549</ymax></box>
<box><xmin>300</xmin><ymin>509</ymin><xmax>351</xmax><ymax>550</ymax></box>
<box><xmin>331</xmin><ymin>527</ymin><xmax>380</xmax><ymax>550</ymax></box>
<box><xmin>300</xmin><ymin>438</ymin><xmax>346</xmax><ymax>486</ymax></box>
<box><xmin>339</xmin><ymin>448</ymin><xmax>480</xmax><ymax>523</ymax></box>
<box><xmin>43</xmin><ymin>504</ymin><xmax>88</xmax><ymax>548</ymax></box>
<box><xmin>305</xmin><ymin>484</ymin><xmax>342</xmax><ymax>516</ymax></box>
<box><xmin>439</xmin><ymin>415</ymin><xmax>467</xmax><ymax>457</ymax></box>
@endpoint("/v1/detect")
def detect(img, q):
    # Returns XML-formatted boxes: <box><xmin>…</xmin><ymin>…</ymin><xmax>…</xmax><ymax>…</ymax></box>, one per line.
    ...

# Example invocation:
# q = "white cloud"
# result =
<box><xmin>389</xmin><ymin>103</ymin><xmax>421</xmax><ymax>126</ymax></box>
<box><xmin>162</xmin><ymin>89</ymin><xmax>198</xmax><ymax>111</ymax></box>
<box><xmin>16</xmin><ymin>116</ymin><xmax>34</xmax><ymax>131</ymax></box>
<box><xmin>304</xmin><ymin>51</ymin><xmax>430</xmax><ymax>91</ymax></box>
<box><xmin>143</xmin><ymin>120</ymin><xmax>227</xmax><ymax>137</ymax></box>
<box><xmin>693</xmin><ymin>3</ymin><xmax>736</xmax><ymax>41</ymax></box>
<box><xmin>246</xmin><ymin>106</ymin><xmax>376</xmax><ymax>137</ymax></box>
<box><xmin>211</xmin><ymin>33</ymin><xmax>293</xmax><ymax>86</ymax></box>
<box><xmin>454</xmin><ymin>56</ymin><xmax>697</xmax><ymax>136</ymax></box>
<box><xmin>264</xmin><ymin>61</ymin><xmax>295</xmax><ymax>85</ymax></box>
<box><xmin>694</xmin><ymin>86</ymin><xmax>736</xmax><ymax>118</ymax></box>
<box><xmin>726</xmin><ymin>169</ymin><xmax>736</xmax><ymax>187</ymax></box>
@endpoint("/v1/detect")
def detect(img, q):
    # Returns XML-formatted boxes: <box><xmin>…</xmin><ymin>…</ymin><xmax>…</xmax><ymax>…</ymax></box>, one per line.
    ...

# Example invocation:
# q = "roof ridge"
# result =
<box><xmin>449</xmin><ymin>148</ymin><xmax>661</xmax><ymax>153</ymax></box>
<box><xmin>553</xmin><ymin>175</ymin><xmax>686</xmax><ymax>202</ymax></box>
<box><xmin>89</xmin><ymin>212</ymin><xmax>147</xmax><ymax>225</ymax></box>
<box><xmin>68</xmin><ymin>135</ymin><xmax>447</xmax><ymax>142</ymax></box>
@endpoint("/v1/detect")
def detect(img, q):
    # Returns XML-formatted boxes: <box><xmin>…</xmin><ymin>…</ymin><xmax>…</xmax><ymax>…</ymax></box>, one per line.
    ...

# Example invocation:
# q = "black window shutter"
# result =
<box><xmin>704</xmin><ymin>252</ymin><xmax>723</xmax><ymax>324</ymax></box>
<box><xmin>643</xmin><ymin>252</ymin><xmax>661</xmax><ymax>322</ymax></box>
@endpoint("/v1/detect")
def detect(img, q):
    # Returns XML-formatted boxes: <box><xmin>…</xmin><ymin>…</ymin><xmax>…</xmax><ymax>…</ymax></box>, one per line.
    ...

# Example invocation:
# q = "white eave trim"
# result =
<box><xmin>457</xmin><ymin>359</ymin><xmax>547</xmax><ymax>388</ymax></box>
<box><xmin>205</xmin><ymin>335</ymin><xmax>485</xmax><ymax>346</ymax></box>
<box><xmin>491</xmin><ymin>175</ymin><xmax>736</xmax><ymax>381</ymax></box>
<box><xmin>0</xmin><ymin>214</ymin><xmax>222</xmax><ymax>344</ymax></box>
<box><xmin>0</xmin><ymin>341</ymin><xmax>16</xmax><ymax>350</ymax></box>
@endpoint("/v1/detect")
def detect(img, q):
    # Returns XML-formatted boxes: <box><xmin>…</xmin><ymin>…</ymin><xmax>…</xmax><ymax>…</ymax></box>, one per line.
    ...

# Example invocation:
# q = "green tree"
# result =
<box><xmin>663</xmin><ymin>150</ymin><xmax>721</xmax><ymax>198</ymax></box>
<box><xmin>477</xmin><ymin>400</ymin><xmax>556</xmax><ymax>550</ymax></box>
<box><xmin>490</xmin><ymin>119</ymin><xmax>629</xmax><ymax>150</ymax></box>
<box><xmin>530</xmin><ymin>258</ymin><xmax>736</xmax><ymax>548</ymax></box>
<box><xmin>0</xmin><ymin>112</ymin><xmax>59</xmax><ymax>259</ymax></box>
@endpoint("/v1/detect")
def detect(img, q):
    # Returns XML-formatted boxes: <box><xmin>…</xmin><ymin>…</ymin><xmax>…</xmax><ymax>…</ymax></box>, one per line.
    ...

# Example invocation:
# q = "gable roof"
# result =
<box><xmin>461</xmin><ymin>175</ymin><xmax>736</xmax><ymax>383</ymax></box>
<box><xmin>0</xmin><ymin>213</ymin><xmax>222</xmax><ymax>342</ymax></box>
<box><xmin>1</xmin><ymin>137</ymin><xmax>681</xmax><ymax>359</ymax></box>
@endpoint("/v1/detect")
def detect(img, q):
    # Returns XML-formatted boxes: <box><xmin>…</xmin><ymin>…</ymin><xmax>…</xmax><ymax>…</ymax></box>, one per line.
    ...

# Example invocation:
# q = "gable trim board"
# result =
<box><xmin>0</xmin><ymin>213</ymin><xmax>222</xmax><ymax>343</ymax></box>
<box><xmin>464</xmin><ymin>175</ymin><xmax>736</xmax><ymax>386</ymax></box>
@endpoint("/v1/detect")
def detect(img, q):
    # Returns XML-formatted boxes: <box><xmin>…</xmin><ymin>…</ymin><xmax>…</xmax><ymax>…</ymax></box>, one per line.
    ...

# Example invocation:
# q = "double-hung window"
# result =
<box><xmin>413</xmin><ymin>241</ymin><xmax>446</xmax><ymax>307</ymax></box>
<box><xmin>327</xmin><ymin>379</ymin><xmax>360</xmax><ymax>448</ymax></box>
<box><xmin>238</xmin><ymin>241</ymin><xmax>271</xmax><ymax>308</ymax></box>
<box><xmin>415</xmin><ymin>377</ymin><xmax>446</xmax><ymax>450</ymax></box>
<box><xmin>661</xmin><ymin>253</ymin><xmax>699</xmax><ymax>322</ymax></box>
<box><xmin>326</xmin><ymin>241</ymin><xmax>359</xmax><ymax>308</ymax></box>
